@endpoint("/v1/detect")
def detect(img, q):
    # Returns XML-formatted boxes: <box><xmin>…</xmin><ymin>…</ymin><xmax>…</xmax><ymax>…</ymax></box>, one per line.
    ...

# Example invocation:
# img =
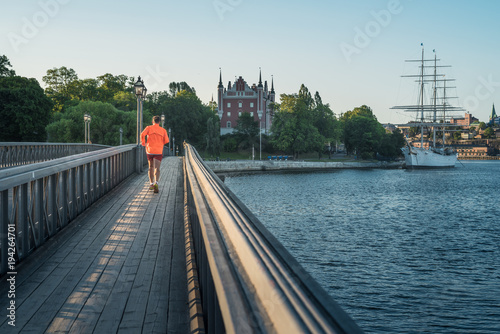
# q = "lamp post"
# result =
<box><xmin>134</xmin><ymin>76</ymin><xmax>146</xmax><ymax>172</ymax></box>
<box><xmin>119</xmin><ymin>127</ymin><xmax>123</xmax><ymax>146</ymax></box>
<box><xmin>134</xmin><ymin>76</ymin><xmax>145</xmax><ymax>145</ymax></box>
<box><xmin>84</xmin><ymin>113</ymin><xmax>91</xmax><ymax>144</ymax></box>
<box><xmin>168</xmin><ymin>127</ymin><xmax>171</xmax><ymax>155</ymax></box>
<box><xmin>161</xmin><ymin>113</ymin><xmax>165</xmax><ymax>128</ymax></box>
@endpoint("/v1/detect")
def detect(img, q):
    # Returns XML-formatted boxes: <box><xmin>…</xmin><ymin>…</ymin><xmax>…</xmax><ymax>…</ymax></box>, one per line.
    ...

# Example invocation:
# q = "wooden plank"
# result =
<box><xmin>167</xmin><ymin>160</ymin><xmax>190</xmax><ymax>333</ymax></box>
<box><xmin>143</xmin><ymin>159</ymin><xmax>178</xmax><ymax>333</ymax></box>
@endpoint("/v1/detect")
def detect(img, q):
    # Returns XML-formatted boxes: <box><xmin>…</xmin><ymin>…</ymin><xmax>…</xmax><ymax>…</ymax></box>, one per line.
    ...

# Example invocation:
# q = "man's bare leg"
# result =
<box><xmin>153</xmin><ymin>158</ymin><xmax>161</xmax><ymax>183</ymax></box>
<box><xmin>148</xmin><ymin>159</ymin><xmax>154</xmax><ymax>184</ymax></box>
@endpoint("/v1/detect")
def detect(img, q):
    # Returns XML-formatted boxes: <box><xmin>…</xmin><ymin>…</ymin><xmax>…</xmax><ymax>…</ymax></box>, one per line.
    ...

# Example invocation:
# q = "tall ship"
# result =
<box><xmin>392</xmin><ymin>44</ymin><xmax>463</xmax><ymax>168</ymax></box>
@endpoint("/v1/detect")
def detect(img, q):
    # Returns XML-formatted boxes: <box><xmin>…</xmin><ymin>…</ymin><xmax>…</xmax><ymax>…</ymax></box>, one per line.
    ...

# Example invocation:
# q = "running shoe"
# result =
<box><xmin>149</xmin><ymin>184</ymin><xmax>154</xmax><ymax>190</ymax></box>
<box><xmin>153</xmin><ymin>183</ymin><xmax>159</xmax><ymax>193</ymax></box>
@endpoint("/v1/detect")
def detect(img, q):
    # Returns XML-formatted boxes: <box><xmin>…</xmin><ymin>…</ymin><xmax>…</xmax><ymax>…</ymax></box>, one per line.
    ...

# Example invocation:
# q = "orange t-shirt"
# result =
<box><xmin>141</xmin><ymin>124</ymin><xmax>169</xmax><ymax>155</ymax></box>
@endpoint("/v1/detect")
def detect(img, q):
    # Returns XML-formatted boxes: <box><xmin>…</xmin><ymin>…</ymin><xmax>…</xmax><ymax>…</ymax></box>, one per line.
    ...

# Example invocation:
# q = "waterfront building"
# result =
<box><xmin>217</xmin><ymin>69</ymin><xmax>275</xmax><ymax>135</ymax></box>
<box><xmin>454</xmin><ymin>144</ymin><xmax>491</xmax><ymax>159</ymax></box>
<box><xmin>450</xmin><ymin>112</ymin><xmax>479</xmax><ymax>128</ymax></box>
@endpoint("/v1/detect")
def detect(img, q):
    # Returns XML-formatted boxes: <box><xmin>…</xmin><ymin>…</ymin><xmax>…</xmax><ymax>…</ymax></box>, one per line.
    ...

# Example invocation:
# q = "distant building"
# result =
<box><xmin>489</xmin><ymin>104</ymin><xmax>500</xmax><ymax>126</ymax></box>
<box><xmin>382</xmin><ymin>123</ymin><xmax>397</xmax><ymax>133</ymax></box>
<box><xmin>217</xmin><ymin>69</ymin><xmax>275</xmax><ymax>135</ymax></box>
<box><xmin>450</xmin><ymin>112</ymin><xmax>479</xmax><ymax>128</ymax></box>
<box><xmin>454</xmin><ymin>144</ymin><xmax>491</xmax><ymax>159</ymax></box>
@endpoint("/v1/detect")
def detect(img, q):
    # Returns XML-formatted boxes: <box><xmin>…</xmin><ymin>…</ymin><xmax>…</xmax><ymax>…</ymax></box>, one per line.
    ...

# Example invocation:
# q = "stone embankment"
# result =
<box><xmin>205</xmin><ymin>159</ymin><xmax>403</xmax><ymax>174</ymax></box>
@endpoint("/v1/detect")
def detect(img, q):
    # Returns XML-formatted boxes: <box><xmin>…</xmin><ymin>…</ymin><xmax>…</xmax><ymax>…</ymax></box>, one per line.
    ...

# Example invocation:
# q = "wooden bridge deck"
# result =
<box><xmin>0</xmin><ymin>157</ymin><xmax>189</xmax><ymax>333</ymax></box>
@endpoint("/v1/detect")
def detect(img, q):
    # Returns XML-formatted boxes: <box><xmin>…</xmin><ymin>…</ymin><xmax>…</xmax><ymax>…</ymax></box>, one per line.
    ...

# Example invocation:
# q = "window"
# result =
<box><xmin>227</xmin><ymin>121</ymin><xmax>231</xmax><ymax>128</ymax></box>
<box><xmin>250</xmin><ymin>102</ymin><xmax>254</xmax><ymax>108</ymax></box>
<box><xmin>238</xmin><ymin>102</ymin><xmax>242</xmax><ymax>108</ymax></box>
<box><xmin>250</xmin><ymin>112</ymin><xmax>254</xmax><ymax>117</ymax></box>
<box><xmin>227</xmin><ymin>102</ymin><xmax>231</xmax><ymax>108</ymax></box>
<box><xmin>227</xmin><ymin>111</ymin><xmax>231</xmax><ymax>117</ymax></box>
<box><xmin>239</xmin><ymin>112</ymin><xmax>242</xmax><ymax>116</ymax></box>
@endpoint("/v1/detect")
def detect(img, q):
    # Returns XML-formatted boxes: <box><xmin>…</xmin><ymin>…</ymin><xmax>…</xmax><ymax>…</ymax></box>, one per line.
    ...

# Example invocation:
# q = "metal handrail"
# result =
<box><xmin>184</xmin><ymin>143</ymin><xmax>364</xmax><ymax>333</ymax></box>
<box><xmin>0</xmin><ymin>144</ymin><xmax>144</xmax><ymax>275</ymax></box>
<box><xmin>0</xmin><ymin>143</ymin><xmax>109</xmax><ymax>169</ymax></box>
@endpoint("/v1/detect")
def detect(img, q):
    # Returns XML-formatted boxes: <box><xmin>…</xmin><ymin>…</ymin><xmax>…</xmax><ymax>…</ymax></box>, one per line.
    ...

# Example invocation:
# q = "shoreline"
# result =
<box><xmin>205</xmin><ymin>159</ymin><xmax>403</xmax><ymax>174</ymax></box>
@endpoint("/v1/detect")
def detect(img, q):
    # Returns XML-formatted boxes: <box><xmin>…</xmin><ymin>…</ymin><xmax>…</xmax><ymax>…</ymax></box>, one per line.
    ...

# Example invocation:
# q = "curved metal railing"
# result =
<box><xmin>0</xmin><ymin>143</ymin><xmax>109</xmax><ymax>169</ymax></box>
<box><xmin>183</xmin><ymin>143</ymin><xmax>363</xmax><ymax>333</ymax></box>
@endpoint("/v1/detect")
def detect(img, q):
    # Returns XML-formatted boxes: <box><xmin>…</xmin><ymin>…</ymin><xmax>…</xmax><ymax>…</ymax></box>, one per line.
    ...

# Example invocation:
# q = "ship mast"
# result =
<box><xmin>419</xmin><ymin>44</ymin><xmax>425</xmax><ymax>149</ymax></box>
<box><xmin>432</xmin><ymin>49</ymin><xmax>437</xmax><ymax>149</ymax></box>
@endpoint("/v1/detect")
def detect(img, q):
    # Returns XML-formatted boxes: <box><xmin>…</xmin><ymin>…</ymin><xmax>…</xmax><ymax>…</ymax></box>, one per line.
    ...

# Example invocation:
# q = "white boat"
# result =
<box><xmin>392</xmin><ymin>44</ymin><xmax>463</xmax><ymax>168</ymax></box>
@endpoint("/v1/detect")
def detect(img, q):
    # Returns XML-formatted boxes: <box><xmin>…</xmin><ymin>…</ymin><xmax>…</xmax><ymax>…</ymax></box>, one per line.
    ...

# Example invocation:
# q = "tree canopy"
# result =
<box><xmin>0</xmin><ymin>76</ymin><xmax>53</xmax><ymax>141</ymax></box>
<box><xmin>270</xmin><ymin>84</ymin><xmax>338</xmax><ymax>158</ymax></box>
<box><xmin>0</xmin><ymin>55</ymin><xmax>16</xmax><ymax>77</ymax></box>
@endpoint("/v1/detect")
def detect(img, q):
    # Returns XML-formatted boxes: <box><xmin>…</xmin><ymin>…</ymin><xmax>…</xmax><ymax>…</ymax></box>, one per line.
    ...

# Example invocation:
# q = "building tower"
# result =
<box><xmin>217</xmin><ymin>69</ymin><xmax>224</xmax><ymax>120</ymax></box>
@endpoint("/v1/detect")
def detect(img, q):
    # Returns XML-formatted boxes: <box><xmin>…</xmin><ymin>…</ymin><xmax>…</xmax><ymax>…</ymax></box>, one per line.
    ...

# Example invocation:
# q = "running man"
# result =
<box><xmin>141</xmin><ymin>116</ymin><xmax>169</xmax><ymax>193</ymax></box>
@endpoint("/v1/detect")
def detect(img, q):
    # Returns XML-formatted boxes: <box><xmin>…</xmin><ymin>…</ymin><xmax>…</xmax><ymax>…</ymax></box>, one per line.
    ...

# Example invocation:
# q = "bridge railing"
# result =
<box><xmin>0</xmin><ymin>143</ymin><xmax>109</xmax><ymax>169</ymax></box>
<box><xmin>183</xmin><ymin>143</ymin><xmax>363</xmax><ymax>333</ymax></box>
<box><xmin>0</xmin><ymin>144</ymin><xmax>145</xmax><ymax>276</ymax></box>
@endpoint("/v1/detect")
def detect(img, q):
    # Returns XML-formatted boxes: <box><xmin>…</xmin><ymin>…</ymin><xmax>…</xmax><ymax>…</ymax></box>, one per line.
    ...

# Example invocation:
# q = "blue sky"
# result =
<box><xmin>2</xmin><ymin>0</ymin><xmax>499</xmax><ymax>124</ymax></box>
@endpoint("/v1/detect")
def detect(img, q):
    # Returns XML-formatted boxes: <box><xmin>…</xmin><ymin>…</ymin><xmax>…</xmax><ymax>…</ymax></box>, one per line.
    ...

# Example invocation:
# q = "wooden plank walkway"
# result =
<box><xmin>0</xmin><ymin>157</ymin><xmax>189</xmax><ymax>333</ymax></box>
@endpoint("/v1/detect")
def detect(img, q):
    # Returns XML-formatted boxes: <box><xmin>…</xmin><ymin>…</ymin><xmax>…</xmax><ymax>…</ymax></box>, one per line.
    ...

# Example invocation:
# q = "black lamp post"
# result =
<box><xmin>134</xmin><ymin>76</ymin><xmax>145</xmax><ymax>145</ymax></box>
<box><xmin>84</xmin><ymin>113</ymin><xmax>91</xmax><ymax>144</ymax></box>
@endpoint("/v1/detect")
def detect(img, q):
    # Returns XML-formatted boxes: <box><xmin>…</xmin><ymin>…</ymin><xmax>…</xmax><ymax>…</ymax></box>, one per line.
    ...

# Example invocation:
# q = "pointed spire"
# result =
<box><xmin>218</xmin><ymin>68</ymin><xmax>223</xmax><ymax>88</ymax></box>
<box><xmin>271</xmin><ymin>75</ymin><xmax>275</xmax><ymax>93</ymax></box>
<box><xmin>492</xmin><ymin>103</ymin><xmax>497</xmax><ymax>119</ymax></box>
<box><xmin>258</xmin><ymin>67</ymin><xmax>263</xmax><ymax>87</ymax></box>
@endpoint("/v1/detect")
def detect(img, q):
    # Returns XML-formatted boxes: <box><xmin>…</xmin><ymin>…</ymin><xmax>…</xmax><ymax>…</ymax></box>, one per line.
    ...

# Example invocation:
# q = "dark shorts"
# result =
<box><xmin>147</xmin><ymin>154</ymin><xmax>163</xmax><ymax>162</ymax></box>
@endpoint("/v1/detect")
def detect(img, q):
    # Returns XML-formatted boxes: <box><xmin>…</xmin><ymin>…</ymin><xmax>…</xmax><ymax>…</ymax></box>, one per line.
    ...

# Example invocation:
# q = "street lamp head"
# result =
<box><xmin>161</xmin><ymin>114</ymin><xmax>165</xmax><ymax>123</ymax></box>
<box><xmin>134</xmin><ymin>76</ymin><xmax>145</xmax><ymax>97</ymax></box>
<box><xmin>142</xmin><ymin>85</ymin><xmax>147</xmax><ymax>99</ymax></box>
<box><xmin>88</xmin><ymin>115</ymin><xmax>91</xmax><ymax>123</ymax></box>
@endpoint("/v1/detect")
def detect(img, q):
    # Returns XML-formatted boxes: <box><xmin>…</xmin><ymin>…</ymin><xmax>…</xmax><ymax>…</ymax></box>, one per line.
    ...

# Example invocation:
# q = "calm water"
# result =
<box><xmin>224</xmin><ymin>161</ymin><xmax>500</xmax><ymax>333</ymax></box>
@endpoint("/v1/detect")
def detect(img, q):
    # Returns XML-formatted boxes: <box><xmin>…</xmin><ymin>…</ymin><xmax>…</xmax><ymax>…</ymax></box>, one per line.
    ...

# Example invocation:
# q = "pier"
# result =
<box><xmin>0</xmin><ymin>143</ymin><xmax>363</xmax><ymax>333</ymax></box>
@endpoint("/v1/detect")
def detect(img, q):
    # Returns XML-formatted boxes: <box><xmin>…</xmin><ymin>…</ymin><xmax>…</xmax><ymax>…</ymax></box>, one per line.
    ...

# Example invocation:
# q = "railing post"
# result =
<box><xmin>0</xmin><ymin>189</ymin><xmax>9</xmax><ymax>274</ymax></box>
<box><xmin>33</xmin><ymin>178</ymin><xmax>44</xmax><ymax>247</ymax></box>
<box><xmin>17</xmin><ymin>184</ymin><xmax>29</xmax><ymax>260</ymax></box>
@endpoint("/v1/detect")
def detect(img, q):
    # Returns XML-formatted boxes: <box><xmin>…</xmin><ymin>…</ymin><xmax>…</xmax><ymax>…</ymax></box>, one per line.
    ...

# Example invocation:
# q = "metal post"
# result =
<box><xmin>169</xmin><ymin>128</ymin><xmax>171</xmax><ymax>155</ymax></box>
<box><xmin>119</xmin><ymin>127</ymin><xmax>123</xmax><ymax>146</ymax></box>
<box><xmin>84</xmin><ymin>116</ymin><xmax>87</xmax><ymax>144</ymax></box>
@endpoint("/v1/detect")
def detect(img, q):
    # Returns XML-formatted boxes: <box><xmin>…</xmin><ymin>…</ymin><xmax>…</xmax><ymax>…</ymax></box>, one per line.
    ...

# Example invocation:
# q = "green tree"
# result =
<box><xmin>341</xmin><ymin>105</ymin><xmax>385</xmax><ymax>158</ymax></box>
<box><xmin>0</xmin><ymin>76</ymin><xmax>53</xmax><ymax>141</ymax></box>
<box><xmin>206</xmin><ymin>116</ymin><xmax>221</xmax><ymax>157</ymax></box>
<box><xmin>270</xmin><ymin>86</ymin><xmax>324</xmax><ymax>158</ymax></box>
<box><xmin>46</xmin><ymin>101</ymin><xmax>135</xmax><ymax>145</ymax></box>
<box><xmin>43</xmin><ymin>66</ymin><xmax>79</xmax><ymax>112</ymax></box>
<box><xmin>453</xmin><ymin>131</ymin><xmax>462</xmax><ymax>140</ymax></box>
<box><xmin>483</xmin><ymin>127</ymin><xmax>494</xmax><ymax>139</ymax></box>
<box><xmin>478</xmin><ymin>122</ymin><xmax>486</xmax><ymax>130</ymax></box>
<box><xmin>96</xmin><ymin>73</ymin><xmax>130</xmax><ymax>102</ymax></box>
<box><xmin>0</xmin><ymin>55</ymin><xmax>16</xmax><ymax>77</ymax></box>
<box><xmin>169</xmin><ymin>82</ymin><xmax>196</xmax><ymax>96</ymax></box>
<box><xmin>378</xmin><ymin>129</ymin><xmax>406</xmax><ymax>159</ymax></box>
<box><xmin>162</xmin><ymin>89</ymin><xmax>211</xmax><ymax>147</ymax></box>
<box><xmin>234</xmin><ymin>112</ymin><xmax>259</xmax><ymax>149</ymax></box>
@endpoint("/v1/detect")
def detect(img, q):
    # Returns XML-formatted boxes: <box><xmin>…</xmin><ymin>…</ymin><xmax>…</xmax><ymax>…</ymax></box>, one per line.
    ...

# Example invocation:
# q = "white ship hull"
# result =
<box><xmin>402</xmin><ymin>147</ymin><xmax>457</xmax><ymax>168</ymax></box>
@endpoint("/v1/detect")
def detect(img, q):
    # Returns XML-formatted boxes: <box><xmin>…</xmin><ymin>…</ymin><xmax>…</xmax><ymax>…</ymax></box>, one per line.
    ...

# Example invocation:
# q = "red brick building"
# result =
<box><xmin>450</xmin><ymin>112</ymin><xmax>479</xmax><ymax>128</ymax></box>
<box><xmin>217</xmin><ymin>69</ymin><xmax>275</xmax><ymax>135</ymax></box>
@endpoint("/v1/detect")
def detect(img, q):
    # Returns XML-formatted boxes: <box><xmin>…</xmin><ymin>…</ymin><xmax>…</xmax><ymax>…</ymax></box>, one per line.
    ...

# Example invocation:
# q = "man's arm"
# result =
<box><xmin>140</xmin><ymin>127</ymin><xmax>148</xmax><ymax>146</ymax></box>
